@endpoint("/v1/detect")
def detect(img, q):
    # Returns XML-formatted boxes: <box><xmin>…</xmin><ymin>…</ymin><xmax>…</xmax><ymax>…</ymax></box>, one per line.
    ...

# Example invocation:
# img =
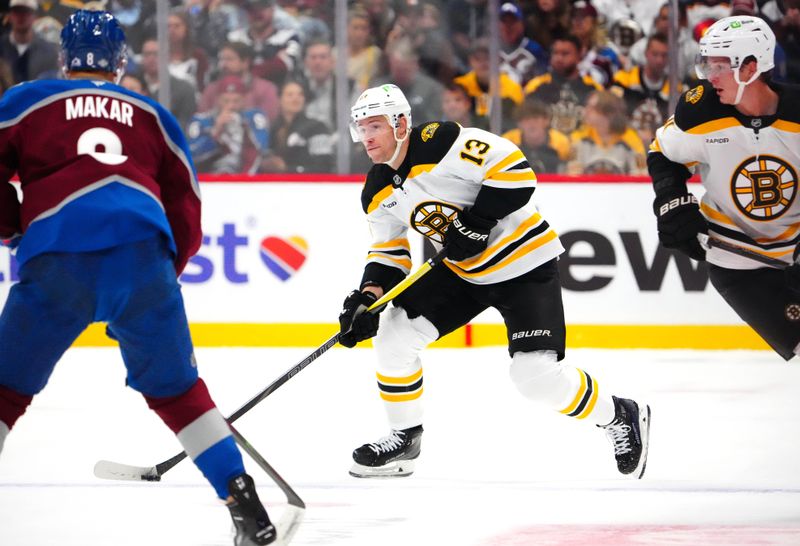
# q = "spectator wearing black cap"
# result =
<box><xmin>0</xmin><ymin>0</ymin><xmax>58</xmax><ymax>84</ymax></box>
<box><xmin>524</xmin><ymin>34</ymin><xmax>602</xmax><ymax>134</ymax></box>
<box><xmin>228</xmin><ymin>0</ymin><xmax>302</xmax><ymax>86</ymax></box>
<box><xmin>453</xmin><ymin>38</ymin><xmax>524</xmax><ymax>132</ymax></box>
<box><xmin>499</xmin><ymin>1</ymin><xmax>547</xmax><ymax>87</ymax></box>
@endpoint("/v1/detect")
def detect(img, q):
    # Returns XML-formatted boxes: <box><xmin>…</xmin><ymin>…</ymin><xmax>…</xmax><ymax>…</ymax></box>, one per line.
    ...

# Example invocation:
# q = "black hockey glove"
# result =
<box><xmin>652</xmin><ymin>192</ymin><xmax>708</xmax><ymax>261</ymax></box>
<box><xmin>338</xmin><ymin>290</ymin><xmax>380</xmax><ymax>348</ymax></box>
<box><xmin>444</xmin><ymin>208</ymin><xmax>497</xmax><ymax>262</ymax></box>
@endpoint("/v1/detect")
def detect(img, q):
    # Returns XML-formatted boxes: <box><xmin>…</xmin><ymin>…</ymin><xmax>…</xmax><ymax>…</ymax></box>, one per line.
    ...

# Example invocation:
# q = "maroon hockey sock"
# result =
<box><xmin>143</xmin><ymin>378</ymin><xmax>218</xmax><ymax>434</ymax></box>
<box><xmin>0</xmin><ymin>384</ymin><xmax>34</xmax><ymax>430</ymax></box>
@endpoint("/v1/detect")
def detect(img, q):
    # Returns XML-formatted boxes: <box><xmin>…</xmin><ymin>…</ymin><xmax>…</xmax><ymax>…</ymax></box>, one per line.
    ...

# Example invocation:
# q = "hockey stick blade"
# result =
<box><xmin>275</xmin><ymin>505</ymin><xmax>304</xmax><ymax>546</ymax></box>
<box><xmin>93</xmin><ymin>250</ymin><xmax>447</xmax><ymax>483</ymax></box>
<box><xmin>93</xmin><ymin>460</ymin><xmax>161</xmax><ymax>481</ymax></box>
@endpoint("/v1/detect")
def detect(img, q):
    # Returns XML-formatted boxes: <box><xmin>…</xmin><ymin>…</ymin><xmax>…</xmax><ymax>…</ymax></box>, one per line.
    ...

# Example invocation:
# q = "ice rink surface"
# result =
<box><xmin>1</xmin><ymin>346</ymin><xmax>799</xmax><ymax>546</ymax></box>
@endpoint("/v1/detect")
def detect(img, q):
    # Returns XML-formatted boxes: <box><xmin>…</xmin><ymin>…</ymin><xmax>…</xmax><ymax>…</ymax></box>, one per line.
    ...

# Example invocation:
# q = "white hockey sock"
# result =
<box><xmin>0</xmin><ymin>420</ymin><xmax>9</xmax><ymax>456</ymax></box>
<box><xmin>510</xmin><ymin>351</ymin><xmax>615</xmax><ymax>426</ymax></box>
<box><xmin>373</xmin><ymin>307</ymin><xmax>437</xmax><ymax>431</ymax></box>
<box><xmin>377</xmin><ymin>362</ymin><xmax>424</xmax><ymax>430</ymax></box>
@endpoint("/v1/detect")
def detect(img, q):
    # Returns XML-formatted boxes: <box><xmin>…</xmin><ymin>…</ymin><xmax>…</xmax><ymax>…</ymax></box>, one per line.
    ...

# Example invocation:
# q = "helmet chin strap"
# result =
<box><xmin>732</xmin><ymin>68</ymin><xmax>760</xmax><ymax>106</ymax></box>
<box><xmin>381</xmin><ymin>118</ymin><xmax>410</xmax><ymax>166</ymax></box>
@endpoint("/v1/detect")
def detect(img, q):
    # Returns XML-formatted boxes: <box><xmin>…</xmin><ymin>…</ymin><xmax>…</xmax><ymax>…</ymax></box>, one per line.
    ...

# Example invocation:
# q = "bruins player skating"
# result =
<box><xmin>648</xmin><ymin>16</ymin><xmax>800</xmax><ymax>361</ymax></box>
<box><xmin>338</xmin><ymin>84</ymin><xmax>651</xmax><ymax>479</ymax></box>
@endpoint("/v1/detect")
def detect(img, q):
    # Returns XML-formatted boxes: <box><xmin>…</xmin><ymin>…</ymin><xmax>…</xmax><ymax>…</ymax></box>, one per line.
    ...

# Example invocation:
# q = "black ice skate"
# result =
<box><xmin>601</xmin><ymin>396</ymin><xmax>650</xmax><ymax>479</ymax></box>
<box><xmin>350</xmin><ymin>425</ymin><xmax>423</xmax><ymax>478</ymax></box>
<box><xmin>227</xmin><ymin>473</ymin><xmax>277</xmax><ymax>546</ymax></box>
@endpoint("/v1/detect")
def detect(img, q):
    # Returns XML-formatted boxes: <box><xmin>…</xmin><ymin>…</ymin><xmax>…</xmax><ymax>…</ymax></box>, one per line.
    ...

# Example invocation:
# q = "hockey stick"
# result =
<box><xmin>94</xmin><ymin>249</ymin><xmax>447</xmax><ymax>482</ymax></box>
<box><xmin>230</xmin><ymin>425</ymin><xmax>304</xmax><ymax>509</ymax></box>
<box><xmin>698</xmin><ymin>234</ymin><xmax>790</xmax><ymax>269</ymax></box>
<box><xmin>230</xmin><ymin>426</ymin><xmax>305</xmax><ymax>545</ymax></box>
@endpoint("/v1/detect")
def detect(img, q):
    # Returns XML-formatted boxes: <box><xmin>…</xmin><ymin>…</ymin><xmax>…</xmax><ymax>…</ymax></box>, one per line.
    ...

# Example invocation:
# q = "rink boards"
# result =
<box><xmin>0</xmin><ymin>178</ymin><xmax>769</xmax><ymax>350</ymax></box>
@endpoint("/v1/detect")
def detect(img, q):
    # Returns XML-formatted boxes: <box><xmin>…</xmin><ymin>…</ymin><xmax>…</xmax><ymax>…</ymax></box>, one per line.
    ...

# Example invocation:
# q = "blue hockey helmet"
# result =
<box><xmin>60</xmin><ymin>10</ymin><xmax>128</xmax><ymax>82</ymax></box>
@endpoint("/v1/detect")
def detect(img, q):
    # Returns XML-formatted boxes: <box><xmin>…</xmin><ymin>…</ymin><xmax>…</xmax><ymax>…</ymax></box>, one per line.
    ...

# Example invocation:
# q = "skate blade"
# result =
<box><xmin>349</xmin><ymin>459</ymin><xmax>415</xmax><ymax>478</ymax></box>
<box><xmin>632</xmin><ymin>404</ymin><xmax>651</xmax><ymax>480</ymax></box>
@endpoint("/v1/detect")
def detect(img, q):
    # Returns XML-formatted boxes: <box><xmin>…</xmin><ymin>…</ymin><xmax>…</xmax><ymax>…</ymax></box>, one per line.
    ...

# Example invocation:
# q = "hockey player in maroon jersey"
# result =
<box><xmin>648</xmin><ymin>16</ymin><xmax>800</xmax><ymax>361</ymax></box>
<box><xmin>0</xmin><ymin>11</ymin><xmax>276</xmax><ymax>545</ymax></box>
<box><xmin>338</xmin><ymin>83</ymin><xmax>651</xmax><ymax>480</ymax></box>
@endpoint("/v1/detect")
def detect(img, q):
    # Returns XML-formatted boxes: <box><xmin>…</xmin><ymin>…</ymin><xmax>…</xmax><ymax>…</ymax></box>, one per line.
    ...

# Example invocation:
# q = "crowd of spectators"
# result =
<box><xmin>0</xmin><ymin>0</ymin><xmax>798</xmax><ymax>175</ymax></box>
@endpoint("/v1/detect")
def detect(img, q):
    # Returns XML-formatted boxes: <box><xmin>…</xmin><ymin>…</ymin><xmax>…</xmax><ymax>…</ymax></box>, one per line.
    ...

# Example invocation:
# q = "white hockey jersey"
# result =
<box><xmin>652</xmin><ymin>81</ymin><xmax>800</xmax><ymax>269</ymax></box>
<box><xmin>359</xmin><ymin>121</ymin><xmax>564</xmax><ymax>287</ymax></box>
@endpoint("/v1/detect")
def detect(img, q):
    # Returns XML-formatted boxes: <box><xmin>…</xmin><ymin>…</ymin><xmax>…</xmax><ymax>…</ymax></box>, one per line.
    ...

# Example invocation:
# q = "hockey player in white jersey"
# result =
<box><xmin>648</xmin><ymin>15</ymin><xmax>800</xmax><ymax>361</ymax></box>
<box><xmin>338</xmin><ymin>83</ymin><xmax>651</xmax><ymax>479</ymax></box>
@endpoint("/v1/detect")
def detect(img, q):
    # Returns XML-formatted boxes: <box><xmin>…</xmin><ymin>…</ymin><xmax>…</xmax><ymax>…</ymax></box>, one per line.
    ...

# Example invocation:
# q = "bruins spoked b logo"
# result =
<box><xmin>730</xmin><ymin>155</ymin><xmax>797</xmax><ymax>221</ymax></box>
<box><xmin>411</xmin><ymin>201</ymin><xmax>459</xmax><ymax>243</ymax></box>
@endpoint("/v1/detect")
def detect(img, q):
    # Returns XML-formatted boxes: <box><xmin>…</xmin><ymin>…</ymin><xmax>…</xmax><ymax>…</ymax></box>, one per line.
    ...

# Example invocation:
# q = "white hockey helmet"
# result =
<box><xmin>349</xmin><ymin>84</ymin><xmax>412</xmax><ymax>143</ymax></box>
<box><xmin>695</xmin><ymin>15</ymin><xmax>775</xmax><ymax>85</ymax></box>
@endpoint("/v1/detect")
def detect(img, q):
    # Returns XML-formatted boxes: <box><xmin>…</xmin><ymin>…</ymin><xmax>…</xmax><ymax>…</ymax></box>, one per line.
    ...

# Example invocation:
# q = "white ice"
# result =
<box><xmin>1</xmin><ymin>346</ymin><xmax>799</xmax><ymax>546</ymax></box>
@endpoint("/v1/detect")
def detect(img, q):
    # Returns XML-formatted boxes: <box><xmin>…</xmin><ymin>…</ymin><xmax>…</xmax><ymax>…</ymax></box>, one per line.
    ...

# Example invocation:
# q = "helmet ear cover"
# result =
<box><xmin>60</xmin><ymin>10</ymin><xmax>128</xmax><ymax>82</ymax></box>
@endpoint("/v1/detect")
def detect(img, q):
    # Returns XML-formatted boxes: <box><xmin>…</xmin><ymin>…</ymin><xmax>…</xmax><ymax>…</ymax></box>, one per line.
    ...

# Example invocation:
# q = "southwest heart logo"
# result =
<box><xmin>259</xmin><ymin>236</ymin><xmax>308</xmax><ymax>281</ymax></box>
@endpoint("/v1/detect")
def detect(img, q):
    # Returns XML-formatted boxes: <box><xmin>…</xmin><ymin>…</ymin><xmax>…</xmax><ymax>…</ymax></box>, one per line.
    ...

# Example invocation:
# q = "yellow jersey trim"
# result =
<box><xmin>367</xmin><ymin>185</ymin><xmax>394</xmax><ymax>214</ymax></box>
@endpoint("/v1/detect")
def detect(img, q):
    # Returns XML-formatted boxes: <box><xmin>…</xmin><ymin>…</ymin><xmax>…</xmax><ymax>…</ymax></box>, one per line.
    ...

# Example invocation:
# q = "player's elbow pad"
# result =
<box><xmin>647</xmin><ymin>151</ymin><xmax>692</xmax><ymax>199</ymax></box>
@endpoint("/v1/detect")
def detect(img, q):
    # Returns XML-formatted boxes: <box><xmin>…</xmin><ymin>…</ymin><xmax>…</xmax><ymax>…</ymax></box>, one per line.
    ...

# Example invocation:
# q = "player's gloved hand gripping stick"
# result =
<box><xmin>93</xmin><ymin>249</ymin><xmax>447</xmax><ymax>482</ymax></box>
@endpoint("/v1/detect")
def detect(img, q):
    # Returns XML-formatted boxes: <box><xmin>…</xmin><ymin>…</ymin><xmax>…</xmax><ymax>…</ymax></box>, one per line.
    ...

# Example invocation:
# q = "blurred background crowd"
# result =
<box><xmin>0</xmin><ymin>0</ymin><xmax>798</xmax><ymax>175</ymax></box>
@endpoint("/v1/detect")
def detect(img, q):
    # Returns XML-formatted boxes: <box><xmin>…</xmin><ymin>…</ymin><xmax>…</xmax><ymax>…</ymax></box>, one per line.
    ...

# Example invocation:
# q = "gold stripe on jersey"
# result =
<box><xmin>559</xmin><ymin>370</ymin><xmax>598</xmax><ymax>419</ymax></box>
<box><xmin>773</xmin><ymin>120</ymin><xmax>800</xmax><ymax>133</ymax></box>
<box><xmin>377</xmin><ymin>369</ymin><xmax>423</xmax><ymax>402</ymax></box>
<box><xmin>649</xmin><ymin>138</ymin><xmax>662</xmax><ymax>153</ymax></box>
<box><xmin>367</xmin><ymin>185</ymin><xmax>394</xmax><ymax>214</ymax></box>
<box><xmin>372</xmin><ymin>238</ymin><xmax>410</xmax><ymax>251</ymax></box>
<box><xmin>366</xmin><ymin>238</ymin><xmax>412</xmax><ymax>271</ymax></box>
<box><xmin>456</xmin><ymin>212</ymin><xmax>545</xmax><ymax>268</ymax></box>
<box><xmin>486</xmin><ymin>150</ymin><xmax>525</xmax><ymax>178</ymax></box>
<box><xmin>447</xmin><ymin>229</ymin><xmax>559</xmax><ymax>279</ymax></box>
<box><xmin>686</xmin><ymin>117</ymin><xmax>740</xmax><ymax>135</ymax></box>
<box><xmin>366</xmin><ymin>253</ymin><xmax>412</xmax><ymax>269</ymax></box>
<box><xmin>486</xmin><ymin>170</ymin><xmax>537</xmax><ymax>183</ymax></box>
<box><xmin>700</xmin><ymin>203</ymin><xmax>737</xmax><ymax>226</ymax></box>
<box><xmin>408</xmin><ymin>163</ymin><xmax>437</xmax><ymax>179</ymax></box>
<box><xmin>760</xmin><ymin>223</ymin><xmax>800</xmax><ymax>244</ymax></box>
